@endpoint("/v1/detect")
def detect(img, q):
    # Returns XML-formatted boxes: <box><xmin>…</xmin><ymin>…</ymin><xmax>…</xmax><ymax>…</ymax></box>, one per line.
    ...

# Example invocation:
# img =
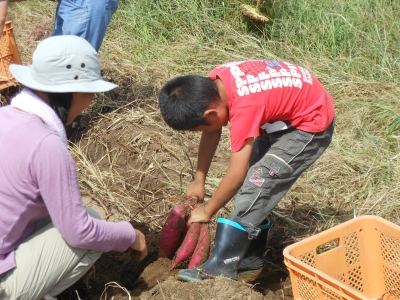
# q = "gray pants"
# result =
<box><xmin>0</xmin><ymin>209</ymin><xmax>102</xmax><ymax>300</ymax></box>
<box><xmin>230</xmin><ymin>120</ymin><xmax>335</xmax><ymax>239</ymax></box>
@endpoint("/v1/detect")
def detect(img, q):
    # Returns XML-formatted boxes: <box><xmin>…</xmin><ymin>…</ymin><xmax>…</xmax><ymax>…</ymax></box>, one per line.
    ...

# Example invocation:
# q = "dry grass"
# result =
<box><xmin>69</xmin><ymin>98</ymin><xmax>233</xmax><ymax>230</ymax></box>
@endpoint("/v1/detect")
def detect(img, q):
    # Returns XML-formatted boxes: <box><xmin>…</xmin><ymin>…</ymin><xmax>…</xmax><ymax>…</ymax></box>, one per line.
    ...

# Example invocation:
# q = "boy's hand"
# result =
<box><xmin>188</xmin><ymin>206</ymin><xmax>211</xmax><ymax>223</ymax></box>
<box><xmin>129</xmin><ymin>229</ymin><xmax>148</xmax><ymax>260</ymax></box>
<box><xmin>187</xmin><ymin>180</ymin><xmax>205</xmax><ymax>202</ymax></box>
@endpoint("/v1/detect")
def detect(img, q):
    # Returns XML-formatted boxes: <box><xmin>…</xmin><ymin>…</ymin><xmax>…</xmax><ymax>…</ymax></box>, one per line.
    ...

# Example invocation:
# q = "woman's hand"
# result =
<box><xmin>129</xmin><ymin>229</ymin><xmax>148</xmax><ymax>260</ymax></box>
<box><xmin>186</xmin><ymin>180</ymin><xmax>205</xmax><ymax>202</ymax></box>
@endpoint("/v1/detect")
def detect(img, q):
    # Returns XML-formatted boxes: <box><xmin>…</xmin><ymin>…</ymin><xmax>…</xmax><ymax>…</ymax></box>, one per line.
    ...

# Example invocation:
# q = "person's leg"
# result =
<box><xmin>230</xmin><ymin>120</ymin><xmax>335</xmax><ymax>236</ymax></box>
<box><xmin>0</xmin><ymin>209</ymin><xmax>102</xmax><ymax>300</ymax></box>
<box><xmin>234</xmin><ymin>135</ymin><xmax>272</xmax><ymax>271</ymax></box>
<box><xmin>52</xmin><ymin>1</ymin><xmax>64</xmax><ymax>37</ymax></box>
<box><xmin>84</xmin><ymin>0</ymin><xmax>119</xmax><ymax>51</ymax></box>
<box><xmin>51</xmin><ymin>0</ymin><xmax>119</xmax><ymax>52</ymax></box>
<box><xmin>233</xmin><ymin>121</ymin><xmax>334</xmax><ymax>273</ymax></box>
<box><xmin>51</xmin><ymin>0</ymin><xmax>88</xmax><ymax>43</ymax></box>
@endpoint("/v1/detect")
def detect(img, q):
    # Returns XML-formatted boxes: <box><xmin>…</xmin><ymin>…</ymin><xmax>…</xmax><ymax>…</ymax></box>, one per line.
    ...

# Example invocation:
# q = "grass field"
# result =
<box><xmin>108</xmin><ymin>0</ymin><xmax>398</xmax><ymax>223</ymax></box>
<box><xmin>7</xmin><ymin>0</ymin><xmax>400</xmax><ymax>226</ymax></box>
<box><xmin>4</xmin><ymin>0</ymin><xmax>400</xmax><ymax>297</ymax></box>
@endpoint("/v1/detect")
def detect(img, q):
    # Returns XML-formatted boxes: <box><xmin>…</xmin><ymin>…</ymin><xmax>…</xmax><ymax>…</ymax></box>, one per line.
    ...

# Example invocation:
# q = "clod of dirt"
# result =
<box><xmin>238</xmin><ymin>268</ymin><xmax>264</xmax><ymax>283</ymax></box>
<box><xmin>133</xmin><ymin>258</ymin><xmax>179</xmax><ymax>293</ymax></box>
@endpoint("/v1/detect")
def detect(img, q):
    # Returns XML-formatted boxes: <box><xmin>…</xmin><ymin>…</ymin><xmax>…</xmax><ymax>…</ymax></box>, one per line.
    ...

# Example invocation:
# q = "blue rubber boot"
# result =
<box><xmin>177</xmin><ymin>218</ymin><xmax>251</xmax><ymax>282</ymax></box>
<box><xmin>238</xmin><ymin>219</ymin><xmax>270</xmax><ymax>273</ymax></box>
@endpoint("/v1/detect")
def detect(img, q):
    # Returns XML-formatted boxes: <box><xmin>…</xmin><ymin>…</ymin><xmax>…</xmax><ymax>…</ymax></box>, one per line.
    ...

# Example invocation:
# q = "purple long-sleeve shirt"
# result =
<box><xmin>0</xmin><ymin>104</ymin><xmax>136</xmax><ymax>275</ymax></box>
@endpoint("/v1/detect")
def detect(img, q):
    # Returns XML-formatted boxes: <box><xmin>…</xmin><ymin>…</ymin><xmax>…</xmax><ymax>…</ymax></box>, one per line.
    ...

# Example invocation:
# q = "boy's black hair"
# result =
<box><xmin>48</xmin><ymin>92</ymin><xmax>73</xmax><ymax>125</ymax></box>
<box><xmin>158</xmin><ymin>75</ymin><xmax>220</xmax><ymax>130</ymax></box>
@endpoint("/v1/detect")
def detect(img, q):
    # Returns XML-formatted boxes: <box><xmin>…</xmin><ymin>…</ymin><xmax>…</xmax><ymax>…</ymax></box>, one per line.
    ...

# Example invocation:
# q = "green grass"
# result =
<box><xmin>110</xmin><ymin>0</ymin><xmax>400</xmax><ymax>80</ymax></box>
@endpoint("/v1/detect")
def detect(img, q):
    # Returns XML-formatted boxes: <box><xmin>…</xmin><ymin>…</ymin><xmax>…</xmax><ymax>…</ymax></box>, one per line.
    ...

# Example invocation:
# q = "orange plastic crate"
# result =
<box><xmin>0</xmin><ymin>21</ymin><xmax>21</xmax><ymax>90</ymax></box>
<box><xmin>283</xmin><ymin>215</ymin><xmax>400</xmax><ymax>300</ymax></box>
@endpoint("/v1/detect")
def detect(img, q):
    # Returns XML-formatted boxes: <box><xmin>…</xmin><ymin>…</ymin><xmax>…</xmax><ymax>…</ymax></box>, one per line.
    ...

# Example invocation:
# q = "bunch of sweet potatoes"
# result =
<box><xmin>158</xmin><ymin>203</ymin><xmax>210</xmax><ymax>270</ymax></box>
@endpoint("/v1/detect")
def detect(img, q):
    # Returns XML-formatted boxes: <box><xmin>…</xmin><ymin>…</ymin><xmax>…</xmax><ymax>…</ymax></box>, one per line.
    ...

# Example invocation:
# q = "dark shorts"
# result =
<box><xmin>229</xmin><ymin>120</ymin><xmax>335</xmax><ymax>239</ymax></box>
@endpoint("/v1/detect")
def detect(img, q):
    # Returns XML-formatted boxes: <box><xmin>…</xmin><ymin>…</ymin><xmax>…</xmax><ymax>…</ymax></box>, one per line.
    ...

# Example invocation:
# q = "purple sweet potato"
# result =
<box><xmin>170</xmin><ymin>222</ymin><xmax>201</xmax><ymax>270</ymax></box>
<box><xmin>188</xmin><ymin>222</ymin><xmax>210</xmax><ymax>269</ymax></box>
<box><xmin>158</xmin><ymin>204</ymin><xmax>187</xmax><ymax>258</ymax></box>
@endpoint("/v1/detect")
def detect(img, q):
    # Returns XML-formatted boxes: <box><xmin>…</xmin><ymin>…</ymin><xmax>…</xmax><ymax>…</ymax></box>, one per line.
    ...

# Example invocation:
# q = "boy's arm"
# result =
<box><xmin>187</xmin><ymin>128</ymin><xmax>222</xmax><ymax>201</ymax></box>
<box><xmin>189</xmin><ymin>138</ymin><xmax>254</xmax><ymax>223</ymax></box>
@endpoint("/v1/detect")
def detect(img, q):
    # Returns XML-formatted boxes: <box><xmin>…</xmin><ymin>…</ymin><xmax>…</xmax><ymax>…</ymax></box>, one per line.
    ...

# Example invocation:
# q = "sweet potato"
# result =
<box><xmin>158</xmin><ymin>204</ymin><xmax>187</xmax><ymax>258</ymax></box>
<box><xmin>188</xmin><ymin>222</ymin><xmax>210</xmax><ymax>269</ymax></box>
<box><xmin>170</xmin><ymin>222</ymin><xmax>201</xmax><ymax>270</ymax></box>
<box><xmin>176</xmin><ymin>214</ymin><xmax>191</xmax><ymax>250</ymax></box>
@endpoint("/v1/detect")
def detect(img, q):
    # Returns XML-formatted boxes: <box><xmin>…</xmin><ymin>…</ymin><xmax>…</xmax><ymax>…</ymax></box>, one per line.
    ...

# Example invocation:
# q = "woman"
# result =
<box><xmin>0</xmin><ymin>35</ymin><xmax>147</xmax><ymax>300</ymax></box>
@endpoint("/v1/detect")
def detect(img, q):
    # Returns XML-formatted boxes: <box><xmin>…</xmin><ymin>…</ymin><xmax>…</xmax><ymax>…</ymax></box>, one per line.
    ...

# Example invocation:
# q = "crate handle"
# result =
<box><xmin>316</xmin><ymin>238</ymin><xmax>339</xmax><ymax>255</ymax></box>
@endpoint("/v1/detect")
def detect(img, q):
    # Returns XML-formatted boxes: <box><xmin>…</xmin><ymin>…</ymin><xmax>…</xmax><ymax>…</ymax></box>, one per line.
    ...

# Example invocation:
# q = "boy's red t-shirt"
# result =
<box><xmin>208</xmin><ymin>60</ymin><xmax>335</xmax><ymax>152</ymax></box>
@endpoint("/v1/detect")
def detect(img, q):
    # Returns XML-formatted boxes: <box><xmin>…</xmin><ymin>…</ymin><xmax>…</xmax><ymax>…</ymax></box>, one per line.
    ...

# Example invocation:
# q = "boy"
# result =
<box><xmin>158</xmin><ymin>60</ymin><xmax>334</xmax><ymax>282</ymax></box>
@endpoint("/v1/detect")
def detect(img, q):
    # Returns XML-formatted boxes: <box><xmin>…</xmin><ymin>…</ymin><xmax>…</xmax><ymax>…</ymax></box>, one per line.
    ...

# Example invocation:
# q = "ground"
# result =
<box><xmin>1</xmin><ymin>4</ymin><xmax>362</xmax><ymax>299</ymax></box>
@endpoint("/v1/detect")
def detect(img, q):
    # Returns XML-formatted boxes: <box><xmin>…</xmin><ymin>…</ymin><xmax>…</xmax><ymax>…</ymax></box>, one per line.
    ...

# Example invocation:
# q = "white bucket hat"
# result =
<box><xmin>9</xmin><ymin>35</ymin><xmax>118</xmax><ymax>93</ymax></box>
